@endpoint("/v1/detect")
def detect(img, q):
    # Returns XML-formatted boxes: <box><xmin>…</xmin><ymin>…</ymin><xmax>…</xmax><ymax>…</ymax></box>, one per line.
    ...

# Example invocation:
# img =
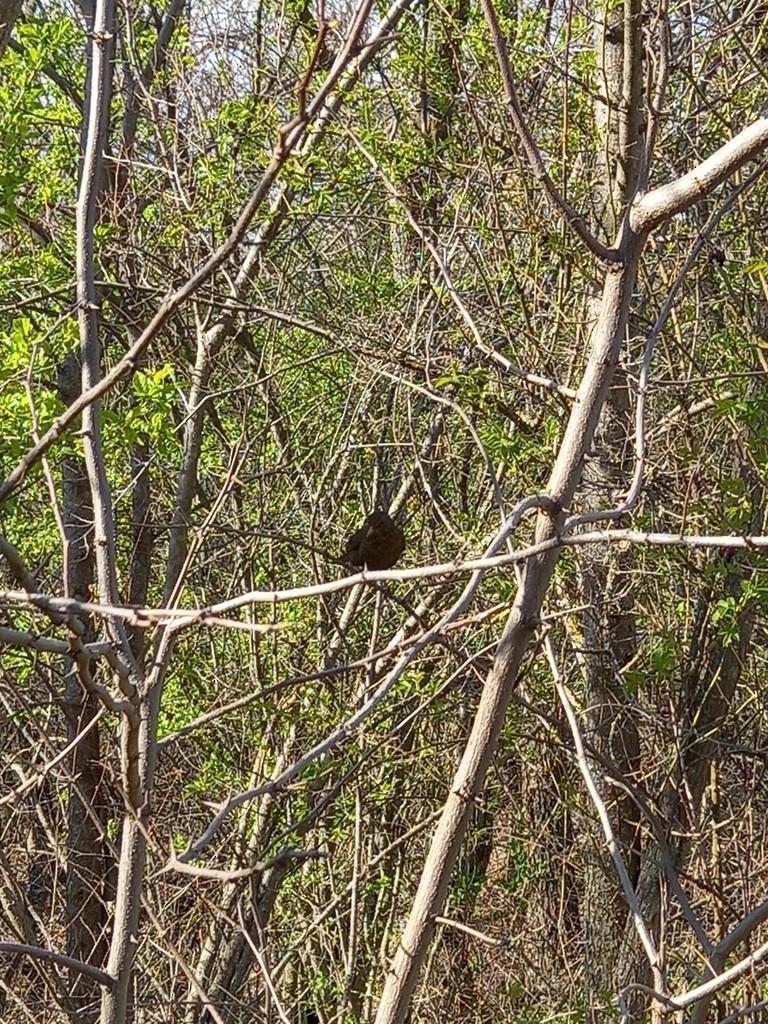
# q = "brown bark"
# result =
<box><xmin>58</xmin><ymin>351</ymin><xmax>109</xmax><ymax>1022</ymax></box>
<box><xmin>0</xmin><ymin>0</ymin><xmax>20</xmax><ymax>60</ymax></box>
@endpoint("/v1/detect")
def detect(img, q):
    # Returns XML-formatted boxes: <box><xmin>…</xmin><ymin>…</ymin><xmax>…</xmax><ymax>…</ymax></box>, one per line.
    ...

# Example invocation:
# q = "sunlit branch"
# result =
<box><xmin>3</xmin><ymin>526</ymin><xmax>768</xmax><ymax>627</ymax></box>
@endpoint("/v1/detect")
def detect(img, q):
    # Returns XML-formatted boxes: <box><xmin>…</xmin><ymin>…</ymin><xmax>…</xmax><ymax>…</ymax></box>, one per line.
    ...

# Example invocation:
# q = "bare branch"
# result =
<box><xmin>480</xmin><ymin>0</ymin><xmax>618</xmax><ymax>262</ymax></box>
<box><xmin>0</xmin><ymin>942</ymin><xmax>115</xmax><ymax>989</ymax></box>
<box><xmin>161</xmin><ymin>847</ymin><xmax>327</xmax><ymax>882</ymax></box>
<box><xmin>633</xmin><ymin>120</ymin><xmax>768</xmax><ymax>233</ymax></box>
<box><xmin>5</xmin><ymin>524</ymin><xmax>768</xmax><ymax>633</ymax></box>
<box><xmin>433</xmin><ymin>917</ymin><xmax>504</xmax><ymax>947</ymax></box>
<box><xmin>546</xmin><ymin>637</ymin><xmax>663</xmax><ymax>989</ymax></box>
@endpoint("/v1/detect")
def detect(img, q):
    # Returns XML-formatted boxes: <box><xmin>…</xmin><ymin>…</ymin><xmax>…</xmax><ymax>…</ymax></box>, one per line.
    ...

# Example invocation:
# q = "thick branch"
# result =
<box><xmin>633</xmin><ymin>118</ymin><xmax>768</xmax><ymax>232</ymax></box>
<box><xmin>0</xmin><ymin>942</ymin><xmax>115</xmax><ymax>989</ymax></box>
<box><xmin>375</xmin><ymin>246</ymin><xmax>644</xmax><ymax>1024</ymax></box>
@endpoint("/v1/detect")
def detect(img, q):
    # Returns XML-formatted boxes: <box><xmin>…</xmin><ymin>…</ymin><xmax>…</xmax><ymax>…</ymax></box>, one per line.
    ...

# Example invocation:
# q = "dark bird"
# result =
<box><xmin>346</xmin><ymin>510</ymin><xmax>405</xmax><ymax>571</ymax></box>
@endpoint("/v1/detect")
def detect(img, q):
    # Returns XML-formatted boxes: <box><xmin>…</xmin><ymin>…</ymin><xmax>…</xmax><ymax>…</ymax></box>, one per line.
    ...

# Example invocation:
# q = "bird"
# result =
<box><xmin>346</xmin><ymin>510</ymin><xmax>405</xmax><ymax>571</ymax></box>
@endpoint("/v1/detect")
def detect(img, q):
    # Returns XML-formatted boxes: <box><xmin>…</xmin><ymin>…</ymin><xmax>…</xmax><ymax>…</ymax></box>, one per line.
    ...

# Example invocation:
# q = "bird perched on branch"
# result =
<box><xmin>346</xmin><ymin>510</ymin><xmax>405</xmax><ymax>571</ymax></box>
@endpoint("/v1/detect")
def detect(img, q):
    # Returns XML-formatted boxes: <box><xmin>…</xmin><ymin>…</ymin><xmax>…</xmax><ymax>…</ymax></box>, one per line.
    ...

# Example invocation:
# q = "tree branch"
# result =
<box><xmin>633</xmin><ymin>119</ymin><xmax>768</xmax><ymax>232</ymax></box>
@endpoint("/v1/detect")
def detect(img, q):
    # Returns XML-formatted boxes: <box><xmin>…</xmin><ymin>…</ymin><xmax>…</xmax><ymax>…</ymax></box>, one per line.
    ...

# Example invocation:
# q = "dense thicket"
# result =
<box><xmin>2</xmin><ymin>0</ymin><xmax>768</xmax><ymax>1021</ymax></box>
